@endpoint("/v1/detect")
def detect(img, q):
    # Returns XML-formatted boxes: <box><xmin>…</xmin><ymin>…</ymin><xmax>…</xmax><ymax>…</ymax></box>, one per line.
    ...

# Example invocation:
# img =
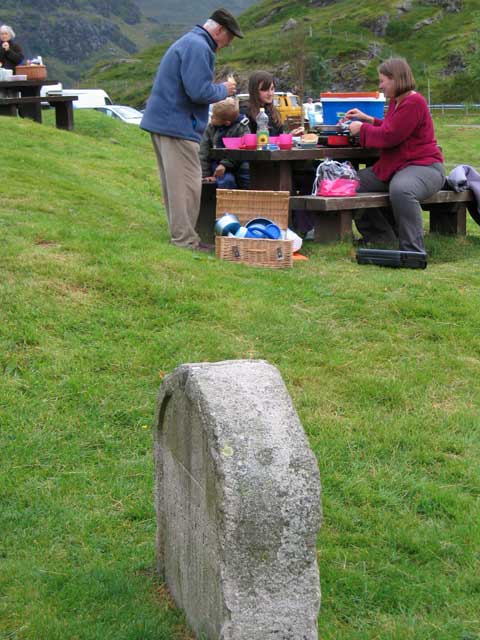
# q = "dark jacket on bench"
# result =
<box><xmin>0</xmin><ymin>41</ymin><xmax>23</xmax><ymax>70</ymax></box>
<box><xmin>447</xmin><ymin>164</ymin><xmax>480</xmax><ymax>226</ymax></box>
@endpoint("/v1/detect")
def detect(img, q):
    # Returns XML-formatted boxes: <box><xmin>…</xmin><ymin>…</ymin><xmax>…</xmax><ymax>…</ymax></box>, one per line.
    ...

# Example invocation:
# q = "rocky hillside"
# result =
<box><xmin>135</xmin><ymin>0</ymin><xmax>257</xmax><ymax>22</ymax></box>
<box><xmin>225</xmin><ymin>0</ymin><xmax>480</xmax><ymax>103</ymax></box>
<box><xmin>5</xmin><ymin>0</ymin><xmax>478</xmax><ymax>102</ymax></box>
<box><xmin>82</xmin><ymin>0</ymin><xmax>480</xmax><ymax>106</ymax></box>
<box><xmin>84</xmin><ymin>0</ymin><xmax>480</xmax><ymax>107</ymax></box>
<box><xmin>1</xmin><ymin>0</ymin><xmax>144</xmax><ymax>83</ymax></box>
<box><xmin>0</xmin><ymin>0</ymin><xmax>256</xmax><ymax>84</ymax></box>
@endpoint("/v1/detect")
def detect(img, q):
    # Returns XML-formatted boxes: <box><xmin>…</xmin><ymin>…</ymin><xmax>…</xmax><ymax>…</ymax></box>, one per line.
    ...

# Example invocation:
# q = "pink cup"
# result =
<box><xmin>278</xmin><ymin>133</ymin><xmax>293</xmax><ymax>150</ymax></box>
<box><xmin>243</xmin><ymin>133</ymin><xmax>257</xmax><ymax>150</ymax></box>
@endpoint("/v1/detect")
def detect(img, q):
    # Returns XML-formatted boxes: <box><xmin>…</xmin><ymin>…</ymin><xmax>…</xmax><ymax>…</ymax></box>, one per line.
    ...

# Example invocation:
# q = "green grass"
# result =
<box><xmin>1</xmin><ymin>110</ymin><xmax>480</xmax><ymax>639</ymax></box>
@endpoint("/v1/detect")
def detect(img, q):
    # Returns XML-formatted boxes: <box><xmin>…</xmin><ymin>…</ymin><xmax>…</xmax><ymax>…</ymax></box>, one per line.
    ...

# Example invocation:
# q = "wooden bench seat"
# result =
<box><xmin>0</xmin><ymin>95</ymin><xmax>77</xmax><ymax>130</ymax></box>
<box><xmin>289</xmin><ymin>190</ymin><xmax>473</xmax><ymax>243</ymax></box>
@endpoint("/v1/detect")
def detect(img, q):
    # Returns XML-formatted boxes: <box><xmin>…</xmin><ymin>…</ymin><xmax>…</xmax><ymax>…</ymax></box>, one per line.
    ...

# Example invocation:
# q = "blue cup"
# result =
<box><xmin>215</xmin><ymin>213</ymin><xmax>241</xmax><ymax>236</ymax></box>
<box><xmin>234</xmin><ymin>226</ymin><xmax>249</xmax><ymax>238</ymax></box>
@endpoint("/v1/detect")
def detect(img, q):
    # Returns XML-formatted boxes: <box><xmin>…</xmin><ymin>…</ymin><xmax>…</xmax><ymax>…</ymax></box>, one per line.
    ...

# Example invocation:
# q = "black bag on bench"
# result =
<box><xmin>356</xmin><ymin>248</ymin><xmax>427</xmax><ymax>269</ymax></box>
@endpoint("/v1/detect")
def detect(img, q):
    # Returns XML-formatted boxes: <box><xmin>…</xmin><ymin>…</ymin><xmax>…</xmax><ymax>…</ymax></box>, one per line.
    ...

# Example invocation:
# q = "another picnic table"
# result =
<box><xmin>0</xmin><ymin>79</ymin><xmax>77</xmax><ymax>130</ymax></box>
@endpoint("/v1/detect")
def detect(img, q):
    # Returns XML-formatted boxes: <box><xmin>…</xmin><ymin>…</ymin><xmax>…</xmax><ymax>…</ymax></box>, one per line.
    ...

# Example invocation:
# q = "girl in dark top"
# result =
<box><xmin>245</xmin><ymin>71</ymin><xmax>284</xmax><ymax>136</ymax></box>
<box><xmin>345</xmin><ymin>57</ymin><xmax>444</xmax><ymax>252</ymax></box>
<box><xmin>0</xmin><ymin>25</ymin><xmax>24</xmax><ymax>70</ymax></box>
<box><xmin>245</xmin><ymin>71</ymin><xmax>313</xmax><ymax>235</ymax></box>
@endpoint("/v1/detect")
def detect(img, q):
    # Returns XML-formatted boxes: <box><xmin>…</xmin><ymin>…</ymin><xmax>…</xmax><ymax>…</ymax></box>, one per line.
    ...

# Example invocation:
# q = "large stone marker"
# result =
<box><xmin>154</xmin><ymin>360</ymin><xmax>322</xmax><ymax>639</ymax></box>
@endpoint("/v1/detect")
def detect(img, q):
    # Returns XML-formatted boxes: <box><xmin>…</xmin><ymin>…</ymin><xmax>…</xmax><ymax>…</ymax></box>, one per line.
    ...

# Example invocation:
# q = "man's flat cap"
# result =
<box><xmin>210</xmin><ymin>8</ymin><xmax>244</xmax><ymax>38</ymax></box>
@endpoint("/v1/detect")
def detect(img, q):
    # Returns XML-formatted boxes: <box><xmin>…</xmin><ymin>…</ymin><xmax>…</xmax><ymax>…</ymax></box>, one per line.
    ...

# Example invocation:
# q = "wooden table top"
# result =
<box><xmin>210</xmin><ymin>146</ymin><xmax>379</xmax><ymax>162</ymax></box>
<box><xmin>0</xmin><ymin>79</ymin><xmax>59</xmax><ymax>89</ymax></box>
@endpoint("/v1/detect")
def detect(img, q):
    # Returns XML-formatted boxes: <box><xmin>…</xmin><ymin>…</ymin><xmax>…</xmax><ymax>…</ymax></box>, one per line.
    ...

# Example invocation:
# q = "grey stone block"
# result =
<box><xmin>154</xmin><ymin>360</ymin><xmax>322</xmax><ymax>639</ymax></box>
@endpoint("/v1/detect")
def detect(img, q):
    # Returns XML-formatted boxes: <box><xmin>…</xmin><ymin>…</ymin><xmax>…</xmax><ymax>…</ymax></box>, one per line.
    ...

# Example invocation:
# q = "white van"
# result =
<box><xmin>60</xmin><ymin>89</ymin><xmax>113</xmax><ymax>109</ymax></box>
<box><xmin>40</xmin><ymin>82</ymin><xmax>63</xmax><ymax>98</ymax></box>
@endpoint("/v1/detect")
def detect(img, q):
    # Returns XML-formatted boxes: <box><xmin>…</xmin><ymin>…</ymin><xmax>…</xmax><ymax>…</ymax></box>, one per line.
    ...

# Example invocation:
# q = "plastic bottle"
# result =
<box><xmin>256</xmin><ymin>108</ymin><xmax>269</xmax><ymax>149</ymax></box>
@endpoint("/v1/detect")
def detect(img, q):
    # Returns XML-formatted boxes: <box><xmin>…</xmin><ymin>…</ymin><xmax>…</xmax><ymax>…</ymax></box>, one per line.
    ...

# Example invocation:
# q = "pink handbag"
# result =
<box><xmin>317</xmin><ymin>178</ymin><xmax>359</xmax><ymax>197</ymax></box>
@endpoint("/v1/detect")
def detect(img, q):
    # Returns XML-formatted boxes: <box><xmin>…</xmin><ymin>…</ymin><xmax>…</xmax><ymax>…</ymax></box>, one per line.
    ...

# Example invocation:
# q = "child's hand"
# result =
<box><xmin>213</xmin><ymin>164</ymin><xmax>226</xmax><ymax>179</ymax></box>
<box><xmin>202</xmin><ymin>176</ymin><xmax>216</xmax><ymax>183</ymax></box>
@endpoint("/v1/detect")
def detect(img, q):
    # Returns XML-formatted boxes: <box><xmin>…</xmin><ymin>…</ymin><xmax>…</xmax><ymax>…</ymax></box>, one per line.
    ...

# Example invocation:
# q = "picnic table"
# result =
<box><xmin>209</xmin><ymin>146</ymin><xmax>380</xmax><ymax>192</ymax></box>
<box><xmin>0</xmin><ymin>79</ymin><xmax>77</xmax><ymax>130</ymax></box>
<box><xmin>201</xmin><ymin>146</ymin><xmax>473</xmax><ymax>244</ymax></box>
<box><xmin>197</xmin><ymin>145</ymin><xmax>380</xmax><ymax>242</ymax></box>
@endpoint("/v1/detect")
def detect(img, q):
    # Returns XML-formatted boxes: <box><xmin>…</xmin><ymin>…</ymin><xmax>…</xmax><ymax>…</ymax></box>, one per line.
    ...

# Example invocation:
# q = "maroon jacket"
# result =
<box><xmin>359</xmin><ymin>92</ymin><xmax>443</xmax><ymax>182</ymax></box>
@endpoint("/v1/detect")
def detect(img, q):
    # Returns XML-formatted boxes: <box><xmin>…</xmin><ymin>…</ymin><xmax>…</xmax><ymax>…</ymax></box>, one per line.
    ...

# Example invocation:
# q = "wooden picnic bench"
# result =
<box><xmin>0</xmin><ymin>95</ymin><xmax>77</xmax><ymax>130</ymax></box>
<box><xmin>289</xmin><ymin>189</ymin><xmax>473</xmax><ymax>243</ymax></box>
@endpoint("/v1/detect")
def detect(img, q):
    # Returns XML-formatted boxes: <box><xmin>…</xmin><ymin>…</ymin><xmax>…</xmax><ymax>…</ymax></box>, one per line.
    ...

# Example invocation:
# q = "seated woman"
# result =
<box><xmin>345</xmin><ymin>57</ymin><xmax>445</xmax><ymax>252</ymax></box>
<box><xmin>0</xmin><ymin>25</ymin><xmax>24</xmax><ymax>71</ymax></box>
<box><xmin>200</xmin><ymin>97</ymin><xmax>250</xmax><ymax>189</ymax></box>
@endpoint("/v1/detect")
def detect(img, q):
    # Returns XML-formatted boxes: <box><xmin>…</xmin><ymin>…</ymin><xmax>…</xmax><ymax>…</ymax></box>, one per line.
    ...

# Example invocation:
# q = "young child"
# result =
<box><xmin>200</xmin><ymin>97</ymin><xmax>250</xmax><ymax>189</ymax></box>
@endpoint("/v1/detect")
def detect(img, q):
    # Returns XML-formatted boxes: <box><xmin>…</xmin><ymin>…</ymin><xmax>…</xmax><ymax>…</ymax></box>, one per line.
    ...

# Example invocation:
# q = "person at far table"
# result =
<box><xmin>243</xmin><ymin>70</ymin><xmax>303</xmax><ymax>136</ymax></box>
<box><xmin>200</xmin><ymin>97</ymin><xmax>250</xmax><ymax>189</ymax></box>
<box><xmin>0</xmin><ymin>25</ymin><xmax>24</xmax><ymax>70</ymax></box>
<box><xmin>140</xmin><ymin>8</ymin><xmax>242</xmax><ymax>252</ymax></box>
<box><xmin>345</xmin><ymin>57</ymin><xmax>445</xmax><ymax>253</ymax></box>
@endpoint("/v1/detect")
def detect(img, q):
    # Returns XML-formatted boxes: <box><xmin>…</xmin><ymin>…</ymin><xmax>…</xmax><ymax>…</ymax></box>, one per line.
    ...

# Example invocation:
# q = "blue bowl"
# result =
<box><xmin>245</xmin><ymin>223</ymin><xmax>281</xmax><ymax>239</ymax></box>
<box><xmin>245</xmin><ymin>217</ymin><xmax>274</xmax><ymax>228</ymax></box>
<box><xmin>263</xmin><ymin>223</ymin><xmax>281</xmax><ymax>239</ymax></box>
<box><xmin>245</xmin><ymin>225</ymin><xmax>268</xmax><ymax>238</ymax></box>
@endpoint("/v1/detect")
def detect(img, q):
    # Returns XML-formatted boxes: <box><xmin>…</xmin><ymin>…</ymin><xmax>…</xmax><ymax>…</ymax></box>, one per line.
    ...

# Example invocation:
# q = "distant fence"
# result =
<box><xmin>429</xmin><ymin>104</ymin><xmax>480</xmax><ymax>115</ymax></box>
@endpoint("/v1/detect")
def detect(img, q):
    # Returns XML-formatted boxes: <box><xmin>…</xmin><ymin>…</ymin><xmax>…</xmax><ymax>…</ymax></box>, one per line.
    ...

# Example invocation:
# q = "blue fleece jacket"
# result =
<box><xmin>140</xmin><ymin>26</ymin><xmax>227</xmax><ymax>143</ymax></box>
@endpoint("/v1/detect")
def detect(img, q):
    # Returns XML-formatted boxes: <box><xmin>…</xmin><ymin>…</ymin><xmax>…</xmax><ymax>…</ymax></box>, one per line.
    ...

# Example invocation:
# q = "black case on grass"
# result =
<box><xmin>356</xmin><ymin>248</ymin><xmax>428</xmax><ymax>269</ymax></box>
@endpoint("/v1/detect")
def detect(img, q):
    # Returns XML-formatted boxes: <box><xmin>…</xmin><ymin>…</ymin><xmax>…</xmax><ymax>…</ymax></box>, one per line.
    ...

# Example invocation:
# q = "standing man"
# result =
<box><xmin>141</xmin><ymin>9</ymin><xmax>244</xmax><ymax>251</ymax></box>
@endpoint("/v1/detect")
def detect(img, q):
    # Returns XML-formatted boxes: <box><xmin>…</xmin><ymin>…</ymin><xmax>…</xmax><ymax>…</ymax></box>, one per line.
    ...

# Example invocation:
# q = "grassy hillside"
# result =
<box><xmin>135</xmin><ymin>0</ymin><xmax>256</xmax><ymax>21</ymax></box>
<box><xmin>1</xmin><ymin>110</ymin><xmax>480</xmax><ymax>639</ymax></box>
<box><xmin>85</xmin><ymin>0</ymin><xmax>480</xmax><ymax>107</ymax></box>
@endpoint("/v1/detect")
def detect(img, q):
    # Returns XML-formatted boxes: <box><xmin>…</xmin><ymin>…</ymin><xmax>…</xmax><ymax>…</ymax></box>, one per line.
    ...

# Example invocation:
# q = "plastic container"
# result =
<box><xmin>320</xmin><ymin>92</ymin><xmax>385</xmax><ymax>125</ymax></box>
<box><xmin>327</xmin><ymin>135</ymin><xmax>350</xmax><ymax>146</ymax></box>
<box><xmin>215</xmin><ymin>213</ymin><xmax>241</xmax><ymax>236</ymax></box>
<box><xmin>222</xmin><ymin>137</ymin><xmax>242</xmax><ymax>149</ymax></box>
<box><xmin>278</xmin><ymin>133</ymin><xmax>293</xmax><ymax>150</ymax></box>
<box><xmin>242</xmin><ymin>133</ymin><xmax>257</xmax><ymax>149</ymax></box>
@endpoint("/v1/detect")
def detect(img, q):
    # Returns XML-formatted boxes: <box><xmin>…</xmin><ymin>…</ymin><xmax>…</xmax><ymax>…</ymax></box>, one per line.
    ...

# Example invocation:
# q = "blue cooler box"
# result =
<box><xmin>321</xmin><ymin>93</ymin><xmax>386</xmax><ymax>125</ymax></box>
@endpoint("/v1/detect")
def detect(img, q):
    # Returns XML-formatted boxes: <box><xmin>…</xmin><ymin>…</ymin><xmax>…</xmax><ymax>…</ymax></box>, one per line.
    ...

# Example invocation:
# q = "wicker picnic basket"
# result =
<box><xmin>15</xmin><ymin>64</ymin><xmax>47</xmax><ymax>80</ymax></box>
<box><xmin>215</xmin><ymin>189</ymin><xmax>293</xmax><ymax>268</ymax></box>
